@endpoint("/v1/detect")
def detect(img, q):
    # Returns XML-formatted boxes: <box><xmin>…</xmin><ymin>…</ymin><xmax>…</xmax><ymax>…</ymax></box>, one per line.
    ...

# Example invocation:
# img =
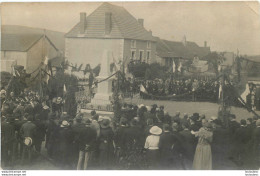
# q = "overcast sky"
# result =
<box><xmin>1</xmin><ymin>2</ymin><xmax>260</xmax><ymax>55</ymax></box>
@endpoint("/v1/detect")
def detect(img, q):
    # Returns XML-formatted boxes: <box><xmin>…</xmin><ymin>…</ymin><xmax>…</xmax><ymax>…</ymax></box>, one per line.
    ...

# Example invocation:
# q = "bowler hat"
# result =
<box><xmin>100</xmin><ymin>119</ymin><xmax>110</xmax><ymax>128</ymax></box>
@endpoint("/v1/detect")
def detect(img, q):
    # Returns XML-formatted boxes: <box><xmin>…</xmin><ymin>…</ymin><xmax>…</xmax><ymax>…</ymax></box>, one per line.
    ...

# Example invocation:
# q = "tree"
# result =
<box><xmin>128</xmin><ymin>61</ymin><xmax>148</xmax><ymax>78</ymax></box>
<box><xmin>202</xmin><ymin>52</ymin><xmax>226</xmax><ymax>76</ymax></box>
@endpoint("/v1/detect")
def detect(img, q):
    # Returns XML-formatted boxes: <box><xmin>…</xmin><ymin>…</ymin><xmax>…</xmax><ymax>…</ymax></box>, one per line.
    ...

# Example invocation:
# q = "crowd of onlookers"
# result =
<box><xmin>1</xmin><ymin>87</ymin><xmax>260</xmax><ymax>170</ymax></box>
<box><xmin>140</xmin><ymin>78</ymin><xmax>220</xmax><ymax>101</ymax></box>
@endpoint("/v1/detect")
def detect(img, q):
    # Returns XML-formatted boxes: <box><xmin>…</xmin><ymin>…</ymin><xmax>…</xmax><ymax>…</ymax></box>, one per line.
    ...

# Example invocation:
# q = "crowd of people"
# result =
<box><xmin>139</xmin><ymin>78</ymin><xmax>220</xmax><ymax>101</ymax></box>
<box><xmin>1</xmin><ymin>86</ymin><xmax>260</xmax><ymax>170</ymax></box>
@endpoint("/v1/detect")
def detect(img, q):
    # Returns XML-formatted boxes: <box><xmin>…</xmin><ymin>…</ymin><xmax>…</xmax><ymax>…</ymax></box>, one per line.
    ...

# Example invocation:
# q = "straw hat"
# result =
<box><xmin>60</xmin><ymin>120</ymin><xmax>69</xmax><ymax>127</ymax></box>
<box><xmin>149</xmin><ymin>126</ymin><xmax>162</xmax><ymax>135</ymax></box>
<box><xmin>138</xmin><ymin>104</ymin><xmax>145</xmax><ymax>108</ymax></box>
<box><xmin>146</xmin><ymin>106</ymin><xmax>152</xmax><ymax>112</ymax></box>
<box><xmin>43</xmin><ymin>105</ymin><xmax>49</xmax><ymax>110</ymax></box>
<box><xmin>56</xmin><ymin>97</ymin><xmax>62</xmax><ymax>104</ymax></box>
<box><xmin>24</xmin><ymin>137</ymin><xmax>32</xmax><ymax>146</ymax></box>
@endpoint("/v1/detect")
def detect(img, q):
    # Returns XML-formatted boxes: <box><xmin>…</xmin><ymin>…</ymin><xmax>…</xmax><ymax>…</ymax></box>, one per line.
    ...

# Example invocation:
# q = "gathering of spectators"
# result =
<box><xmin>1</xmin><ymin>87</ymin><xmax>260</xmax><ymax>170</ymax></box>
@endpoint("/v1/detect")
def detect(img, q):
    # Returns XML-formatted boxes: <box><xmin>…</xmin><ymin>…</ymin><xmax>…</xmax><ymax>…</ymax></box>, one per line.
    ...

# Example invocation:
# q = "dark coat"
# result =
<box><xmin>212</xmin><ymin>126</ymin><xmax>230</xmax><ymax>169</ymax></box>
<box><xmin>233</xmin><ymin>126</ymin><xmax>251</xmax><ymax>153</ymax></box>
<box><xmin>252</xmin><ymin>127</ymin><xmax>260</xmax><ymax>167</ymax></box>
<box><xmin>159</xmin><ymin>132</ymin><xmax>175</xmax><ymax>159</ymax></box>
<box><xmin>39</xmin><ymin>109</ymin><xmax>50</xmax><ymax>121</ymax></box>
<box><xmin>78</xmin><ymin>125</ymin><xmax>97</xmax><ymax>151</ymax></box>
<box><xmin>34</xmin><ymin>120</ymin><xmax>46</xmax><ymax>142</ymax></box>
<box><xmin>1</xmin><ymin>122</ymin><xmax>16</xmax><ymax>145</ymax></box>
<box><xmin>125</xmin><ymin>126</ymin><xmax>144</xmax><ymax>149</ymax></box>
<box><xmin>57</xmin><ymin>126</ymin><xmax>74</xmax><ymax>165</ymax></box>
<box><xmin>71</xmin><ymin>123</ymin><xmax>86</xmax><ymax>143</ymax></box>
<box><xmin>114</xmin><ymin>126</ymin><xmax>129</xmax><ymax>150</ymax></box>
<box><xmin>99</xmin><ymin>127</ymin><xmax>114</xmax><ymax>169</ymax></box>
<box><xmin>189</xmin><ymin>123</ymin><xmax>200</xmax><ymax>132</ymax></box>
<box><xmin>179</xmin><ymin>129</ymin><xmax>197</xmax><ymax>160</ymax></box>
<box><xmin>229</xmin><ymin>120</ymin><xmax>240</xmax><ymax>137</ymax></box>
<box><xmin>20</xmin><ymin>121</ymin><xmax>36</xmax><ymax>141</ymax></box>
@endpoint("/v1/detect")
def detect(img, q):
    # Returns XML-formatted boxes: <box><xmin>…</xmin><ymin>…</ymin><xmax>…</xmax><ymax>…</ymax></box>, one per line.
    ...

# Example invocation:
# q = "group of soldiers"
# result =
<box><xmin>1</xmin><ymin>86</ymin><xmax>260</xmax><ymax>170</ymax></box>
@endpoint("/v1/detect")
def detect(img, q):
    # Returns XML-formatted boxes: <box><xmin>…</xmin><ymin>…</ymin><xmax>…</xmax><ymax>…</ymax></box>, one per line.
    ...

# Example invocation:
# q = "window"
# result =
<box><xmin>131</xmin><ymin>50</ymin><xmax>136</xmax><ymax>60</ymax></box>
<box><xmin>147</xmin><ymin>41</ymin><xmax>151</xmax><ymax>49</ymax></box>
<box><xmin>139</xmin><ymin>50</ymin><xmax>144</xmax><ymax>61</ymax></box>
<box><xmin>146</xmin><ymin>51</ymin><xmax>151</xmax><ymax>63</ymax></box>
<box><xmin>131</xmin><ymin>40</ymin><xmax>136</xmax><ymax>48</ymax></box>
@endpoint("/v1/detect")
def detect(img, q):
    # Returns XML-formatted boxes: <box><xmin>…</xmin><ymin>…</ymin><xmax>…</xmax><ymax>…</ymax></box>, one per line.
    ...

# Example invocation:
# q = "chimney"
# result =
<box><xmin>105</xmin><ymin>12</ymin><xmax>112</xmax><ymax>35</ymax></box>
<box><xmin>138</xmin><ymin>19</ymin><xmax>144</xmax><ymax>27</ymax></box>
<box><xmin>80</xmin><ymin>12</ymin><xmax>87</xmax><ymax>34</ymax></box>
<box><xmin>204</xmin><ymin>41</ymin><xmax>207</xmax><ymax>47</ymax></box>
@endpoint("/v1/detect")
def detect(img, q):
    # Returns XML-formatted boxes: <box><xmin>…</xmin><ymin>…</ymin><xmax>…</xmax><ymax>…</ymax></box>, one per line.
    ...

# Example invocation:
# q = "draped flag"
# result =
<box><xmin>172</xmin><ymin>61</ymin><xmax>176</xmax><ymax>73</ymax></box>
<box><xmin>218</xmin><ymin>84</ymin><xmax>222</xmax><ymax>99</ymax></box>
<box><xmin>240</xmin><ymin>83</ymin><xmax>250</xmax><ymax>102</ymax></box>
<box><xmin>63</xmin><ymin>84</ymin><xmax>67</xmax><ymax>93</ymax></box>
<box><xmin>140</xmin><ymin>84</ymin><xmax>148</xmax><ymax>93</ymax></box>
<box><xmin>178</xmin><ymin>62</ymin><xmax>182</xmax><ymax>72</ymax></box>
<box><xmin>44</xmin><ymin>56</ymin><xmax>49</xmax><ymax>65</ymax></box>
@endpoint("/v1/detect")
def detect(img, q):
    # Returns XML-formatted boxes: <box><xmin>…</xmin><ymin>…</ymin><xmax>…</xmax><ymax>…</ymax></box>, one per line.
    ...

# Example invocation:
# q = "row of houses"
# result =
<box><xmin>1</xmin><ymin>2</ymin><xmax>216</xmax><ymax>74</ymax></box>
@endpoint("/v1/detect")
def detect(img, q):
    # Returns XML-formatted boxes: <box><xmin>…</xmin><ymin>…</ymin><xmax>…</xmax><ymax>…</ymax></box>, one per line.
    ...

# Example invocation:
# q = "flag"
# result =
<box><xmin>44</xmin><ymin>56</ymin><xmax>49</xmax><ymax>65</ymax></box>
<box><xmin>218</xmin><ymin>65</ymin><xmax>221</xmax><ymax>72</ymax></box>
<box><xmin>240</xmin><ymin>83</ymin><xmax>250</xmax><ymax>102</ymax></box>
<box><xmin>63</xmin><ymin>84</ymin><xmax>67</xmax><ymax>93</ymax></box>
<box><xmin>140</xmin><ymin>84</ymin><xmax>147</xmax><ymax>93</ymax></box>
<box><xmin>172</xmin><ymin>61</ymin><xmax>175</xmax><ymax>73</ymax></box>
<box><xmin>218</xmin><ymin>84</ymin><xmax>222</xmax><ymax>99</ymax></box>
<box><xmin>178</xmin><ymin>62</ymin><xmax>182</xmax><ymax>72</ymax></box>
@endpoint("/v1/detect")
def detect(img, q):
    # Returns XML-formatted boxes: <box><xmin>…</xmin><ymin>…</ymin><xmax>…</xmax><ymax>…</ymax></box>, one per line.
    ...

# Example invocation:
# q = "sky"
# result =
<box><xmin>1</xmin><ymin>1</ymin><xmax>260</xmax><ymax>55</ymax></box>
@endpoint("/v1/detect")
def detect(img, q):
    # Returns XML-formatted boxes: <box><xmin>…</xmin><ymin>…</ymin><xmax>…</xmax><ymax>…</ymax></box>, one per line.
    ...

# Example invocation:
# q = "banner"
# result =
<box><xmin>140</xmin><ymin>84</ymin><xmax>147</xmax><ymax>93</ymax></box>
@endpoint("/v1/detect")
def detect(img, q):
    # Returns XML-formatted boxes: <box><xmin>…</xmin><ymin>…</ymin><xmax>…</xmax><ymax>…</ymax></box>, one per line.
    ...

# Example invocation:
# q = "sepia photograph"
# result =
<box><xmin>0</xmin><ymin>1</ymin><xmax>260</xmax><ymax>172</ymax></box>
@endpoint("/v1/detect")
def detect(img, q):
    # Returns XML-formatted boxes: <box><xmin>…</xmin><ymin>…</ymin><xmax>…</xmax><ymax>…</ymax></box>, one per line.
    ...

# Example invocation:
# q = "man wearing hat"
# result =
<box><xmin>232</xmin><ymin>119</ymin><xmax>251</xmax><ymax>169</ymax></box>
<box><xmin>34</xmin><ymin>114</ymin><xmax>46</xmax><ymax>154</ymax></box>
<box><xmin>20</xmin><ymin>115</ymin><xmax>36</xmax><ymax>164</ymax></box>
<box><xmin>1</xmin><ymin>116</ymin><xmax>16</xmax><ymax>167</ymax></box>
<box><xmin>57</xmin><ymin>120</ymin><xmax>74</xmax><ymax>169</ymax></box>
<box><xmin>179</xmin><ymin>122</ymin><xmax>197</xmax><ymax>170</ymax></box>
<box><xmin>77</xmin><ymin>119</ymin><xmax>97</xmax><ymax>170</ymax></box>
<box><xmin>114</xmin><ymin>117</ymin><xmax>129</xmax><ymax>168</ymax></box>
<box><xmin>251</xmin><ymin>119</ymin><xmax>260</xmax><ymax>169</ymax></box>
<box><xmin>98</xmin><ymin>118</ymin><xmax>114</xmax><ymax>169</ymax></box>
<box><xmin>159</xmin><ymin>124</ymin><xmax>181</xmax><ymax>169</ymax></box>
<box><xmin>71</xmin><ymin>113</ymin><xmax>86</xmax><ymax>167</ymax></box>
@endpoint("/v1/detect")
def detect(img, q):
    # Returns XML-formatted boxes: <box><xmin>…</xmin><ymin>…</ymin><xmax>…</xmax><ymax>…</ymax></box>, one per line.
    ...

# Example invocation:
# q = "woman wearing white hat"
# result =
<box><xmin>144</xmin><ymin>125</ymin><xmax>162</xmax><ymax>169</ymax></box>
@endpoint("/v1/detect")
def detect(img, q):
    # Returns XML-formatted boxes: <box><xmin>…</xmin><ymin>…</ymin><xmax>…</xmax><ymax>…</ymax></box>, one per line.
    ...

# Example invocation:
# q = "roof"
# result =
<box><xmin>66</xmin><ymin>2</ymin><xmax>155</xmax><ymax>41</ymax></box>
<box><xmin>156</xmin><ymin>37</ymin><xmax>210</xmax><ymax>59</ymax></box>
<box><xmin>1</xmin><ymin>25</ymin><xmax>65</xmax><ymax>52</ymax></box>
<box><xmin>245</xmin><ymin>55</ymin><xmax>260</xmax><ymax>63</ymax></box>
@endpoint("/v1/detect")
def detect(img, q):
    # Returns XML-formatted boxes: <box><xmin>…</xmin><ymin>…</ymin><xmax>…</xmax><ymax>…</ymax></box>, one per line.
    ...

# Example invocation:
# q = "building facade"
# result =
<box><xmin>1</xmin><ymin>26</ymin><xmax>60</xmax><ymax>73</ymax></box>
<box><xmin>65</xmin><ymin>3</ymin><xmax>156</xmax><ymax>70</ymax></box>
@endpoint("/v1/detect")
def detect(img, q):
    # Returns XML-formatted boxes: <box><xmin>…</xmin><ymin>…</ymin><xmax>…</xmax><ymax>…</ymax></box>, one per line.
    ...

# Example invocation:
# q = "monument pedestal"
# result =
<box><xmin>83</xmin><ymin>50</ymin><xmax>115</xmax><ymax>113</ymax></box>
<box><xmin>90</xmin><ymin>75</ymin><xmax>113</xmax><ymax>105</ymax></box>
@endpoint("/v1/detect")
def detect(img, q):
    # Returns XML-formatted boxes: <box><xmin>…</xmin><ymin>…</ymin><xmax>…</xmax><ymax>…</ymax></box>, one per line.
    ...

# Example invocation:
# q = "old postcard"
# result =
<box><xmin>1</xmin><ymin>1</ymin><xmax>260</xmax><ymax>172</ymax></box>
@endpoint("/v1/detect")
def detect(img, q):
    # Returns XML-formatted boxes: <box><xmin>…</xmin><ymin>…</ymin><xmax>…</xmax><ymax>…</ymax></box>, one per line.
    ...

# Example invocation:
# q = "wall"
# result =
<box><xmin>65</xmin><ymin>38</ymin><xmax>124</xmax><ymax>68</ymax></box>
<box><xmin>123</xmin><ymin>39</ymin><xmax>156</xmax><ymax>65</ymax></box>
<box><xmin>27</xmin><ymin>37</ymin><xmax>58</xmax><ymax>73</ymax></box>
<box><xmin>1</xmin><ymin>51</ymin><xmax>27</xmax><ymax>72</ymax></box>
